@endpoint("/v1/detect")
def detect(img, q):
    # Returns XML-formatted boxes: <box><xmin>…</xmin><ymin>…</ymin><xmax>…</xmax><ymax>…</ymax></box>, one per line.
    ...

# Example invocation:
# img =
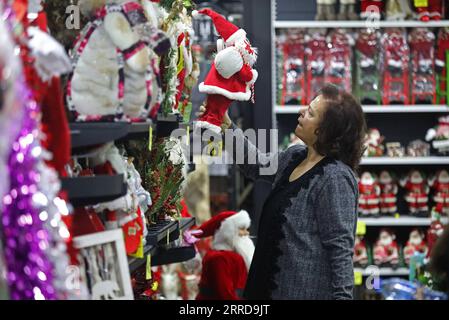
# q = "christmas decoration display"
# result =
<box><xmin>364</xmin><ymin>128</ymin><xmax>385</xmax><ymax>157</ymax></box>
<box><xmin>409</xmin><ymin>28</ymin><xmax>436</xmax><ymax>105</ymax></box>
<box><xmin>193</xmin><ymin>8</ymin><xmax>258</xmax><ymax>133</ymax></box>
<box><xmin>325</xmin><ymin>29</ymin><xmax>353</xmax><ymax>92</ymax></box>
<box><xmin>429</xmin><ymin>170</ymin><xmax>449</xmax><ymax>216</ymax></box>
<box><xmin>385</xmin><ymin>0</ymin><xmax>413</xmax><ymax>20</ymax></box>
<box><xmin>413</xmin><ymin>0</ymin><xmax>443</xmax><ymax>21</ymax></box>
<box><xmin>67</xmin><ymin>0</ymin><xmax>171</xmax><ymax>122</ymax></box>
<box><xmin>158</xmin><ymin>0</ymin><xmax>198</xmax><ymax>117</ymax></box>
<box><xmin>400</xmin><ymin>170</ymin><xmax>430</xmax><ymax>216</ymax></box>
<box><xmin>339</xmin><ymin>0</ymin><xmax>358</xmax><ymax>20</ymax></box>
<box><xmin>145</xmin><ymin>137</ymin><xmax>187</xmax><ymax>222</ymax></box>
<box><xmin>195</xmin><ymin>210</ymin><xmax>254</xmax><ymax>300</ymax></box>
<box><xmin>381</xmin><ymin>28</ymin><xmax>410</xmax><ymax>105</ymax></box>
<box><xmin>373</xmin><ymin>228</ymin><xmax>400</xmax><ymax>268</ymax></box>
<box><xmin>403</xmin><ymin>228</ymin><xmax>428</xmax><ymax>266</ymax></box>
<box><xmin>360</xmin><ymin>0</ymin><xmax>384</xmax><ymax>19</ymax></box>
<box><xmin>316</xmin><ymin>0</ymin><xmax>337</xmax><ymax>20</ymax></box>
<box><xmin>305</xmin><ymin>29</ymin><xmax>327</xmax><ymax>103</ymax></box>
<box><xmin>379</xmin><ymin>170</ymin><xmax>398</xmax><ymax>215</ymax></box>
<box><xmin>277</xmin><ymin>30</ymin><xmax>307</xmax><ymax>105</ymax></box>
<box><xmin>353</xmin><ymin>234</ymin><xmax>369</xmax><ymax>268</ymax></box>
<box><xmin>358</xmin><ymin>171</ymin><xmax>381</xmax><ymax>217</ymax></box>
<box><xmin>426</xmin><ymin>115</ymin><xmax>449</xmax><ymax>155</ymax></box>
<box><xmin>407</xmin><ymin>140</ymin><xmax>430</xmax><ymax>157</ymax></box>
<box><xmin>355</xmin><ymin>28</ymin><xmax>381</xmax><ymax>104</ymax></box>
<box><xmin>386</xmin><ymin>142</ymin><xmax>405</xmax><ymax>157</ymax></box>
<box><xmin>73</xmin><ymin>229</ymin><xmax>134</xmax><ymax>300</ymax></box>
<box><xmin>436</xmin><ymin>28</ymin><xmax>449</xmax><ymax>104</ymax></box>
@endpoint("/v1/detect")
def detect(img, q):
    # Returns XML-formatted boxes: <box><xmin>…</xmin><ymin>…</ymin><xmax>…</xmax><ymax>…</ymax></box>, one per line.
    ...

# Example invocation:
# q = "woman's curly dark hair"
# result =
<box><xmin>314</xmin><ymin>84</ymin><xmax>367</xmax><ymax>171</ymax></box>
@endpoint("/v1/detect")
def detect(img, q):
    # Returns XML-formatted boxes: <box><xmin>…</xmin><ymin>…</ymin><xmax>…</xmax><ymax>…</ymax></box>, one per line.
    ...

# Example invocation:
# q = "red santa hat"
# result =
<box><xmin>192</xmin><ymin>8</ymin><xmax>246</xmax><ymax>45</ymax></box>
<box><xmin>197</xmin><ymin>210</ymin><xmax>250</xmax><ymax>238</ymax></box>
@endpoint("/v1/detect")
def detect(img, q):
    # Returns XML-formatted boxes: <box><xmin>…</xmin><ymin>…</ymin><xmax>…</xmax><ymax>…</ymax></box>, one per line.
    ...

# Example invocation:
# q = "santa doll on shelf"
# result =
<box><xmin>373</xmin><ymin>228</ymin><xmax>400</xmax><ymax>268</ymax></box>
<box><xmin>400</xmin><ymin>170</ymin><xmax>430</xmax><ymax>217</ymax></box>
<box><xmin>427</xmin><ymin>206</ymin><xmax>446</xmax><ymax>257</ymax></box>
<box><xmin>429</xmin><ymin>170</ymin><xmax>449</xmax><ymax>216</ymax></box>
<box><xmin>413</xmin><ymin>0</ymin><xmax>443</xmax><ymax>21</ymax></box>
<box><xmin>193</xmin><ymin>210</ymin><xmax>255</xmax><ymax>300</ymax></box>
<box><xmin>379</xmin><ymin>170</ymin><xmax>398</xmax><ymax>215</ymax></box>
<box><xmin>364</xmin><ymin>128</ymin><xmax>385</xmax><ymax>157</ymax></box>
<box><xmin>353</xmin><ymin>235</ymin><xmax>369</xmax><ymax>268</ymax></box>
<box><xmin>192</xmin><ymin>8</ymin><xmax>258</xmax><ymax>133</ymax></box>
<box><xmin>358</xmin><ymin>172</ymin><xmax>381</xmax><ymax>217</ymax></box>
<box><xmin>403</xmin><ymin>229</ymin><xmax>428</xmax><ymax>266</ymax></box>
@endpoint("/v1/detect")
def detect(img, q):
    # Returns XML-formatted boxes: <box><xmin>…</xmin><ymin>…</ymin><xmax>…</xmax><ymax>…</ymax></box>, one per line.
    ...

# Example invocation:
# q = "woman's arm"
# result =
<box><xmin>315</xmin><ymin>171</ymin><xmax>358</xmax><ymax>300</ymax></box>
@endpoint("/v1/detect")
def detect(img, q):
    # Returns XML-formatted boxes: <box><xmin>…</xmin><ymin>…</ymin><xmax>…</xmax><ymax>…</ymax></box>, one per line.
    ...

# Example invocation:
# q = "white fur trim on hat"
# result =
<box><xmin>212</xmin><ymin>210</ymin><xmax>251</xmax><ymax>251</ymax></box>
<box><xmin>226</xmin><ymin>29</ymin><xmax>246</xmax><ymax>45</ymax></box>
<box><xmin>191</xmin><ymin>10</ymin><xmax>199</xmax><ymax>18</ymax></box>
<box><xmin>199</xmin><ymin>82</ymin><xmax>252</xmax><ymax>101</ymax></box>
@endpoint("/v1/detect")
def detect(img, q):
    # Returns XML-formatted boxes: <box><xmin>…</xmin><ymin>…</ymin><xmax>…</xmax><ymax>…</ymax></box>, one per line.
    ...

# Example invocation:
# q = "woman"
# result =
<box><xmin>198</xmin><ymin>84</ymin><xmax>366</xmax><ymax>299</ymax></box>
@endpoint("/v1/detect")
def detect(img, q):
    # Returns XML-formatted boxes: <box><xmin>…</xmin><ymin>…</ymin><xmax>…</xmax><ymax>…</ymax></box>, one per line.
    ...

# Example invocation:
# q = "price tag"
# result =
<box><xmin>414</xmin><ymin>0</ymin><xmax>428</xmax><ymax>7</ymax></box>
<box><xmin>356</xmin><ymin>221</ymin><xmax>366</xmax><ymax>236</ymax></box>
<box><xmin>146</xmin><ymin>254</ymin><xmax>152</xmax><ymax>280</ymax></box>
<box><xmin>167</xmin><ymin>229</ymin><xmax>170</xmax><ymax>245</ymax></box>
<box><xmin>354</xmin><ymin>271</ymin><xmax>363</xmax><ymax>286</ymax></box>
<box><xmin>151</xmin><ymin>281</ymin><xmax>158</xmax><ymax>292</ymax></box>
<box><xmin>148</xmin><ymin>126</ymin><xmax>153</xmax><ymax>151</ymax></box>
<box><xmin>394</xmin><ymin>213</ymin><xmax>400</xmax><ymax>219</ymax></box>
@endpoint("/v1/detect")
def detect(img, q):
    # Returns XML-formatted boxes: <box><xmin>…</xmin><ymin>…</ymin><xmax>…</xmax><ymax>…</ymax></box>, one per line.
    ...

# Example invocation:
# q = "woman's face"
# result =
<box><xmin>295</xmin><ymin>95</ymin><xmax>327</xmax><ymax>146</ymax></box>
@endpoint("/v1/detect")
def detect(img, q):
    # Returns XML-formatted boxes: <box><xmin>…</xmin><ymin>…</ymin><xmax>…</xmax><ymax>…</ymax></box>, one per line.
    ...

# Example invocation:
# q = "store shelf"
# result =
<box><xmin>146</xmin><ymin>220</ymin><xmax>179</xmax><ymax>246</ymax></box>
<box><xmin>128</xmin><ymin>218</ymin><xmax>195</xmax><ymax>273</ymax></box>
<box><xmin>354</xmin><ymin>267</ymin><xmax>409</xmax><ymax>277</ymax></box>
<box><xmin>70</xmin><ymin>122</ymin><xmax>155</xmax><ymax>151</ymax></box>
<box><xmin>360</xmin><ymin>157</ymin><xmax>449</xmax><ymax>165</ymax></box>
<box><xmin>61</xmin><ymin>174</ymin><xmax>127</xmax><ymax>207</ymax></box>
<box><xmin>274</xmin><ymin>20</ymin><xmax>449</xmax><ymax>29</ymax></box>
<box><xmin>359</xmin><ymin>216</ymin><xmax>431</xmax><ymax>226</ymax></box>
<box><xmin>274</xmin><ymin>105</ymin><xmax>449</xmax><ymax>114</ymax></box>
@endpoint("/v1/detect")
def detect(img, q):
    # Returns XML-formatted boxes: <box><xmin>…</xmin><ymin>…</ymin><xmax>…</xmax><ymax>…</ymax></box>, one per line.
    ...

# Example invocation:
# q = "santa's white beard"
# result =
<box><xmin>233</xmin><ymin>236</ymin><xmax>255</xmax><ymax>271</ymax></box>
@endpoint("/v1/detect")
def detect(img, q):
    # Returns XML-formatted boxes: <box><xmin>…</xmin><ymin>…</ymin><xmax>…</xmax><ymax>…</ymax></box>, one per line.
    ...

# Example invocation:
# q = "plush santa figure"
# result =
<box><xmin>379</xmin><ymin>170</ymin><xmax>398</xmax><ymax>215</ymax></box>
<box><xmin>429</xmin><ymin>170</ymin><xmax>449</xmax><ymax>216</ymax></box>
<box><xmin>194</xmin><ymin>210</ymin><xmax>255</xmax><ymax>300</ymax></box>
<box><xmin>358</xmin><ymin>172</ymin><xmax>381</xmax><ymax>217</ymax></box>
<box><xmin>400</xmin><ymin>170</ymin><xmax>430</xmax><ymax>216</ymax></box>
<box><xmin>360</xmin><ymin>0</ymin><xmax>384</xmax><ymax>19</ymax></box>
<box><xmin>403</xmin><ymin>229</ymin><xmax>428</xmax><ymax>266</ymax></box>
<box><xmin>426</xmin><ymin>115</ymin><xmax>449</xmax><ymax>154</ymax></box>
<box><xmin>427</xmin><ymin>206</ymin><xmax>445</xmax><ymax>257</ymax></box>
<box><xmin>353</xmin><ymin>235</ymin><xmax>369</xmax><ymax>268</ymax></box>
<box><xmin>192</xmin><ymin>8</ymin><xmax>258</xmax><ymax>133</ymax></box>
<box><xmin>413</xmin><ymin>0</ymin><xmax>443</xmax><ymax>21</ymax></box>
<box><xmin>373</xmin><ymin>228</ymin><xmax>399</xmax><ymax>268</ymax></box>
<box><xmin>364</xmin><ymin>128</ymin><xmax>385</xmax><ymax>157</ymax></box>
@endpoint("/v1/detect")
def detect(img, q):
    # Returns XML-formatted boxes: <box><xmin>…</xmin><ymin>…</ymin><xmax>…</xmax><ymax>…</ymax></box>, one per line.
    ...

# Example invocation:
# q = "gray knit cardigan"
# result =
<box><xmin>227</xmin><ymin>126</ymin><xmax>359</xmax><ymax>300</ymax></box>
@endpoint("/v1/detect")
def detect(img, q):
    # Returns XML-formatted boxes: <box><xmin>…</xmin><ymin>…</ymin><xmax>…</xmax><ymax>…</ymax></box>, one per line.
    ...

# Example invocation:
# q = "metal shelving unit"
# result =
<box><xmin>359</xmin><ymin>216</ymin><xmax>431</xmax><ymax>227</ymax></box>
<box><xmin>274</xmin><ymin>20</ymin><xmax>449</xmax><ymax>28</ymax></box>
<box><xmin>354</xmin><ymin>267</ymin><xmax>409</xmax><ymax>277</ymax></box>
<box><xmin>275</xmin><ymin>105</ymin><xmax>449</xmax><ymax>114</ymax></box>
<box><xmin>360</xmin><ymin>157</ymin><xmax>449</xmax><ymax>165</ymax></box>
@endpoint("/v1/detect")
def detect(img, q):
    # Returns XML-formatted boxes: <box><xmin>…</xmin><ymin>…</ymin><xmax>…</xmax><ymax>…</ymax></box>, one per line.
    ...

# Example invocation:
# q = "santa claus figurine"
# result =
<box><xmin>427</xmin><ymin>206</ymin><xmax>446</xmax><ymax>257</ymax></box>
<box><xmin>429</xmin><ymin>170</ymin><xmax>449</xmax><ymax>216</ymax></box>
<box><xmin>364</xmin><ymin>128</ymin><xmax>385</xmax><ymax>157</ymax></box>
<box><xmin>379</xmin><ymin>170</ymin><xmax>398</xmax><ymax>215</ymax></box>
<box><xmin>400</xmin><ymin>170</ymin><xmax>430</xmax><ymax>217</ymax></box>
<box><xmin>353</xmin><ymin>235</ymin><xmax>369</xmax><ymax>268</ymax></box>
<box><xmin>373</xmin><ymin>228</ymin><xmax>400</xmax><ymax>268</ymax></box>
<box><xmin>403</xmin><ymin>229</ymin><xmax>428</xmax><ymax>266</ymax></box>
<box><xmin>413</xmin><ymin>0</ymin><xmax>443</xmax><ymax>21</ymax></box>
<box><xmin>194</xmin><ymin>210</ymin><xmax>255</xmax><ymax>300</ymax></box>
<box><xmin>192</xmin><ymin>8</ymin><xmax>258</xmax><ymax>133</ymax></box>
<box><xmin>358</xmin><ymin>172</ymin><xmax>381</xmax><ymax>217</ymax></box>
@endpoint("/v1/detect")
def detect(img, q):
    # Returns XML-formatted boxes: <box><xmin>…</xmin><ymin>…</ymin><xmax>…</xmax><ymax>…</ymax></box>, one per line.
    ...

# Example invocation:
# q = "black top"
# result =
<box><xmin>244</xmin><ymin>150</ymin><xmax>332</xmax><ymax>299</ymax></box>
